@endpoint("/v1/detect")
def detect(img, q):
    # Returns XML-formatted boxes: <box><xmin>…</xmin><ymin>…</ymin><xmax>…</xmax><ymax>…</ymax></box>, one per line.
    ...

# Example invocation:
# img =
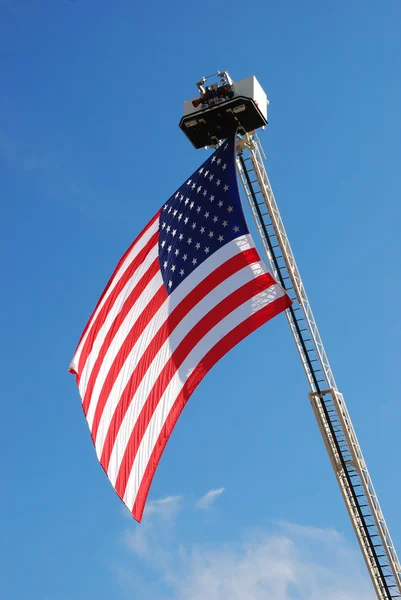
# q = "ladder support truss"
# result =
<box><xmin>235</xmin><ymin>132</ymin><xmax>401</xmax><ymax>600</ymax></box>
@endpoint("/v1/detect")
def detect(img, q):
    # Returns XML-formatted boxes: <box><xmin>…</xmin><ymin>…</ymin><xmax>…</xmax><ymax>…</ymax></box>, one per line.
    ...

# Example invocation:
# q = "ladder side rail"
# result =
<box><xmin>334</xmin><ymin>390</ymin><xmax>401</xmax><ymax>576</ymax></box>
<box><xmin>248</xmin><ymin>138</ymin><xmax>401</xmax><ymax>590</ymax></box>
<box><xmin>311</xmin><ymin>390</ymin><xmax>401</xmax><ymax>599</ymax></box>
<box><xmin>236</xmin><ymin>149</ymin><xmax>391</xmax><ymax>597</ymax></box>
<box><xmin>236</xmin><ymin>155</ymin><xmax>321</xmax><ymax>392</ymax></box>
<box><xmin>236</xmin><ymin>134</ymin><xmax>401</xmax><ymax>599</ymax></box>
<box><xmin>309</xmin><ymin>390</ymin><xmax>394</xmax><ymax>599</ymax></box>
<box><xmin>251</xmin><ymin>138</ymin><xmax>336</xmax><ymax>390</ymax></box>
<box><xmin>238</xmin><ymin>152</ymin><xmax>392</xmax><ymax>599</ymax></box>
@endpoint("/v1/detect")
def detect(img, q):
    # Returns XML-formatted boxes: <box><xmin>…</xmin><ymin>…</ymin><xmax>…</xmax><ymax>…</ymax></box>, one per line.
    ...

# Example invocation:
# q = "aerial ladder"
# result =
<box><xmin>179</xmin><ymin>71</ymin><xmax>401</xmax><ymax>600</ymax></box>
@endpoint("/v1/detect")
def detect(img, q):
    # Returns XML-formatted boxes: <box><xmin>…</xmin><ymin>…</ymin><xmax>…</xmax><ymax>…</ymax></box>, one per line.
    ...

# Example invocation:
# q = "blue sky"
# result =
<box><xmin>1</xmin><ymin>1</ymin><xmax>400</xmax><ymax>599</ymax></box>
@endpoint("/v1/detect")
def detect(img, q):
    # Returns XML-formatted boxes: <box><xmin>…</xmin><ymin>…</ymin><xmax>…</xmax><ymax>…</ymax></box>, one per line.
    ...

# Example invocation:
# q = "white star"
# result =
<box><xmin>187</xmin><ymin>237</ymin><xmax>192</xmax><ymax>244</ymax></box>
<box><xmin>161</xmin><ymin>222</ymin><xmax>166</xmax><ymax>229</ymax></box>
<box><xmin>175</xmin><ymin>193</ymin><xmax>179</xmax><ymax>199</ymax></box>
<box><xmin>205</xmin><ymin>247</ymin><xmax>210</xmax><ymax>254</ymax></box>
<box><xmin>178</xmin><ymin>213</ymin><xmax>183</xmax><ymax>220</ymax></box>
<box><xmin>185</xmin><ymin>198</ymin><xmax>190</xmax><ymax>205</ymax></box>
<box><xmin>171</xmin><ymin>264</ymin><xmax>176</xmax><ymax>272</ymax></box>
<box><xmin>173</xmin><ymin>209</ymin><xmax>178</xmax><ymax>216</ymax></box>
<box><xmin>223</xmin><ymin>143</ymin><xmax>228</xmax><ymax>150</ymax></box>
<box><xmin>195</xmin><ymin>242</ymin><xmax>200</xmax><ymax>249</ymax></box>
<box><xmin>166</xmin><ymin>225</ymin><xmax>171</xmax><ymax>232</ymax></box>
<box><xmin>223</xmin><ymin>184</ymin><xmax>229</xmax><ymax>192</ymax></box>
<box><xmin>191</xmin><ymin>183</ymin><xmax>196</xmax><ymax>190</ymax></box>
<box><xmin>192</xmin><ymin>258</ymin><xmax>197</xmax><ymax>265</ymax></box>
<box><xmin>213</xmin><ymin>216</ymin><xmax>218</xmax><ymax>223</ymax></box>
<box><xmin>190</xmin><ymin>201</ymin><xmax>194</xmax><ymax>209</ymax></box>
<box><xmin>217</xmin><ymin>157</ymin><xmax>221</xmax><ymax>165</ymax></box>
<box><xmin>179</xmin><ymin>233</ymin><xmax>184</xmax><ymax>240</ymax></box>
<box><xmin>183</xmin><ymin>254</ymin><xmax>188</xmax><ymax>261</ymax></box>
<box><xmin>161</xmin><ymin>240</ymin><xmax>166</xmax><ymax>247</ymax></box>
<box><xmin>216</xmin><ymin>179</ymin><xmax>221</xmax><ymax>187</ymax></box>
<box><xmin>184</xmin><ymin>217</ymin><xmax>189</xmax><ymax>224</ymax></box>
<box><xmin>209</xmin><ymin>174</ymin><xmax>214</xmax><ymax>181</ymax></box>
<box><xmin>200</xmin><ymin>226</ymin><xmax>205</xmax><ymax>233</ymax></box>
<box><xmin>180</xmin><ymin>269</ymin><xmax>185</xmax><ymax>276</ymax></box>
<box><xmin>227</xmin><ymin>206</ymin><xmax>233</xmax><ymax>213</ymax></box>
<box><xmin>211</xmin><ymin>156</ymin><xmax>216</xmax><ymax>163</ymax></box>
<box><xmin>196</xmin><ymin>206</ymin><xmax>201</xmax><ymax>213</ymax></box>
<box><xmin>175</xmin><ymin>249</ymin><xmax>180</xmax><ymax>256</ymax></box>
<box><xmin>187</xmin><ymin>179</ymin><xmax>192</xmax><ymax>185</ymax></box>
<box><xmin>172</xmin><ymin>229</ymin><xmax>176</xmax><ymax>237</ymax></box>
<box><xmin>199</xmin><ymin>168</ymin><xmax>203</xmax><ymax>174</ymax></box>
<box><xmin>192</xmin><ymin>222</ymin><xmax>196</xmax><ymax>229</ymax></box>
<box><xmin>197</xmin><ymin>186</ymin><xmax>202</xmax><ymax>193</ymax></box>
<box><xmin>203</xmin><ymin>189</ymin><xmax>207</xmax><ymax>197</ymax></box>
<box><xmin>222</xmin><ymin>220</ymin><xmax>228</xmax><ymax>227</ymax></box>
<box><xmin>168</xmin><ymin>280</ymin><xmax>173</xmax><ymax>288</ymax></box>
<box><xmin>218</xmin><ymin>200</ymin><xmax>223</xmax><ymax>207</ymax></box>
<box><xmin>218</xmin><ymin>235</ymin><xmax>224</xmax><ymax>242</ymax></box>
<box><xmin>222</xmin><ymin>163</ymin><xmax>227</xmax><ymax>170</ymax></box>
<box><xmin>208</xmin><ymin>231</ymin><xmax>214</xmax><ymax>238</ymax></box>
<box><xmin>180</xmin><ymin>194</ymin><xmax>184</xmax><ymax>201</ymax></box>
<box><xmin>204</xmin><ymin>211</ymin><xmax>209</xmax><ymax>218</ymax></box>
<box><xmin>163</xmin><ymin>261</ymin><xmax>168</xmax><ymax>268</ymax></box>
<box><xmin>163</xmin><ymin>204</ymin><xmax>168</xmax><ymax>210</ymax></box>
<box><xmin>233</xmin><ymin>225</ymin><xmax>240</xmax><ymax>233</ymax></box>
<box><xmin>168</xmin><ymin>207</ymin><xmax>172</xmax><ymax>213</ymax></box>
<box><xmin>210</xmin><ymin>195</ymin><xmax>215</xmax><ymax>202</ymax></box>
<box><xmin>204</xmin><ymin>170</ymin><xmax>209</xmax><ymax>177</ymax></box>
<box><xmin>168</xmin><ymin>245</ymin><xmax>172</xmax><ymax>252</ymax></box>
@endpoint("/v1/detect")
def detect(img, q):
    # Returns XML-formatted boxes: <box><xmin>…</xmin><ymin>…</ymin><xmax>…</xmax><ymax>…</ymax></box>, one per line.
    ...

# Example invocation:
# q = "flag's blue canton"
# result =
<box><xmin>158</xmin><ymin>138</ymin><xmax>249</xmax><ymax>294</ymax></box>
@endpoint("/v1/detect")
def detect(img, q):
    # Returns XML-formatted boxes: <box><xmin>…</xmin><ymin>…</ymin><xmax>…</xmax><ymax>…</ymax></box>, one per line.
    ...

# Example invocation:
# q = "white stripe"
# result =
<box><xmin>70</xmin><ymin>218</ymin><xmax>159</xmax><ymax>373</ymax></box>
<box><xmin>106</xmin><ymin>260</ymin><xmax>271</xmax><ymax>486</ymax></box>
<box><xmin>85</xmin><ymin>270</ymin><xmax>163</xmax><ymax>429</ymax></box>
<box><xmin>92</xmin><ymin>235</ymin><xmax>257</xmax><ymax>450</ymax></box>
<box><xmin>78</xmin><ymin>245</ymin><xmax>159</xmax><ymax>399</ymax></box>
<box><xmin>124</xmin><ymin>283</ymin><xmax>284</xmax><ymax>509</ymax></box>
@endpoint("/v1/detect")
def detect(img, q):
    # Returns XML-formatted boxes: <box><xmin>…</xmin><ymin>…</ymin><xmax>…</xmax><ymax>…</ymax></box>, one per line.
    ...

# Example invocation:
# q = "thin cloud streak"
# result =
<box><xmin>195</xmin><ymin>488</ymin><xmax>225</xmax><ymax>510</ymax></box>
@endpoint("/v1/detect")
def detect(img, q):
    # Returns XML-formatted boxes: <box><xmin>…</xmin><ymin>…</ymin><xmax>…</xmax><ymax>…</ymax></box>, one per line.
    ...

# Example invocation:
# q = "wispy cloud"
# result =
<box><xmin>118</xmin><ymin>504</ymin><xmax>374</xmax><ymax>600</ymax></box>
<box><xmin>195</xmin><ymin>488</ymin><xmax>225</xmax><ymax>510</ymax></box>
<box><xmin>173</xmin><ymin>526</ymin><xmax>373</xmax><ymax>600</ymax></box>
<box><xmin>122</xmin><ymin>495</ymin><xmax>182</xmax><ymax>574</ymax></box>
<box><xmin>121</xmin><ymin>494</ymin><xmax>183</xmax><ymax>522</ymax></box>
<box><xmin>276</xmin><ymin>520</ymin><xmax>342</xmax><ymax>542</ymax></box>
<box><xmin>145</xmin><ymin>495</ymin><xmax>183</xmax><ymax>519</ymax></box>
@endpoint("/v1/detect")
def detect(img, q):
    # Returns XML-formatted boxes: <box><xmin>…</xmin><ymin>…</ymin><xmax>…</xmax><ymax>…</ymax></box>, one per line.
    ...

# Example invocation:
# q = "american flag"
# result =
<box><xmin>69</xmin><ymin>137</ymin><xmax>291</xmax><ymax>522</ymax></box>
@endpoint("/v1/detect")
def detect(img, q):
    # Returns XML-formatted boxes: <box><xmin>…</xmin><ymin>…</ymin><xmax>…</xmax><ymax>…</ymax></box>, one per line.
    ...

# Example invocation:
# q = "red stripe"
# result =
<box><xmin>114</xmin><ymin>273</ymin><xmax>276</xmax><ymax>500</ymax></box>
<box><xmin>70</xmin><ymin>211</ymin><xmax>160</xmax><ymax>370</ymax></box>
<box><xmin>89</xmin><ymin>284</ymin><xmax>168</xmax><ymax>433</ymax></box>
<box><xmin>99</xmin><ymin>248</ymin><xmax>264</xmax><ymax>471</ymax></box>
<box><xmin>131</xmin><ymin>292</ymin><xmax>291</xmax><ymax>521</ymax></box>
<box><xmin>77</xmin><ymin>230</ymin><xmax>159</xmax><ymax>383</ymax></box>
<box><xmin>82</xmin><ymin>258</ymin><xmax>160</xmax><ymax>417</ymax></box>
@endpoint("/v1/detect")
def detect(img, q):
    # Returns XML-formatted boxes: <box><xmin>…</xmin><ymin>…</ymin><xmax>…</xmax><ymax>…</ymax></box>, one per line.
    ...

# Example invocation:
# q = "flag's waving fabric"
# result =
<box><xmin>70</xmin><ymin>137</ymin><xmax>291</xmax><ymax>522</ymax></box>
